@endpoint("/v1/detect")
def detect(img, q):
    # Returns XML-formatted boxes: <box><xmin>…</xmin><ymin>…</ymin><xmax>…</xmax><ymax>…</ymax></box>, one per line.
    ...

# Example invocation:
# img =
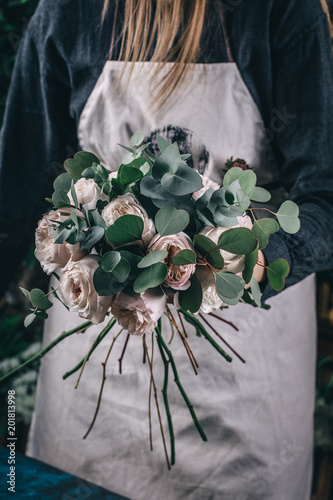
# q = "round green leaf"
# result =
<box><xmin>178</xmin><ymin>275</ymin><xmax>202</xmax><ymax>313</ymax></box>
<box><xmin>30</xmin><ymin>289</ymin><xmax>53</xmax><ymax>310</ymax></box>
<box><xmin>111</xmin><ymin>258</ymin><xmax>131</xmax><ymax>282</ymax></box>
<box><xmin>133</xmin><ymin>263</ymin><xmax>168</xmax><ymax>293</ymax></box>
<box><xmin>64</xmin><ymin>152</ymin><xmax>100</xmax><ymax>180</ymax></box>
<box><xmin>215</xmin><ymin>272</ymin><xmax>245</xmax><ymax>299</ymax></box>
<box><xmin>172</xmin><ymin>249</ymin><xmax>196</xmax><ymax>266</ymax></box>
<box><xmin>106</xmin><ymin>215</ymin><xmax>144</xmax><ymax>246</ymax></box>
<box><xmin>101</xmin><ymin>251</ymin><xmax>121</xmax><ymax>272</ymax></box>
<box><xmin>250</xmin><ymin>187</ymin><xmax>271</xmax><ymax>203</ymax></box>
<box><xmin>53</xmin><ymin>173</ymin><xmax>73</xmax><ymax>193</ymax></box>
<box><xmin>267</xmin><ymin>258</ymin><xmax>290</xmax><ymax>291</ymax></box>
<box><xmin>161</xmin><ymin>163</ymin><xmax>203</xmax><ymax>196</ymax></box>
<box><xmin>129</xmin><ymin>131</ymin><xmax>145</xmax><ymax>147</ymax></box>
<box><xmin>81</xmin><ymin>226</ymin><xmax>105</xmax><ymax>251</ymax></box>
<box><xmin>242</xmin><ymin>248</ymin><xmax>258</xmax><ymax>284</ymax></box>
<box><xmin>275</xmin><ymin>201</ymin><xmax>300</xmax><ymax>234</ymax></box>
<box><xmin>252</xmin><ymin>218</ymin><xmax>279</xmax><ymax>250</ymax></box>
<box><xmin>193</xmin><ymin>234</ymin><xmax>224</xmax><ymax>270</ymax></box>
<box><xmin>93</xmin><ymin>267</ymin><xmax>126</xmax><ymax>296</ymax></box>
<box><xmin>249</xmin><ymin>277</ymin><xmax>262</xmax><ymax>307</ymax></box>
<box><xmin>119</xmin><ymin>165</ymin><xmax>143</xmax><ymax>185</ymax></box>
<box><xmin>218</xmin><ymin>228</ymin><xmax>258</xmax><ymax>254</ymax></box>
<box><xmin>152</xmin><ymin>142</ymin><xmax>182</xmax><ymax>180</ymax></box>
<box><xmin>52</xmin><ymin>190</ymin><xmax>70</xmax><ymax>207</ymax></box>
<box><xmin>137</xmin><ymin>250</ymin><xmax>168</xmax><ymax>269</ymax></box>
<box><xmin>155</xmin><ymin>206</ymin><xmax>189</xmax><ymax>236</ymax></box>
<box><xmin>24</xmin><ymin>313</ymin><xmax>36</xmax><ymax>328</ymax></box>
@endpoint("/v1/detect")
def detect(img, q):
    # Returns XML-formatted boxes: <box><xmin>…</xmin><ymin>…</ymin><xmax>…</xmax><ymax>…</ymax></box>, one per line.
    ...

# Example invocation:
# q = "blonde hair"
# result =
<box><xmin>321</xmin><ymin>0</ymin><xmax>333</xmax><ymax>38</ymax></box>
<box><xmin>102</xmin><ymin>0</ymin><xmax>209</xmax><ymax>107</ymax></box>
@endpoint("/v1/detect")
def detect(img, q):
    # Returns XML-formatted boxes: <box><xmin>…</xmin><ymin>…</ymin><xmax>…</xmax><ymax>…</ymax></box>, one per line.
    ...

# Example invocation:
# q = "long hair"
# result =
<box><xmin>102</xmin><ymin>0</ymin><xmax>208</xmax><ymax>107</ymax></box>
<box><xmin>321</xmin><ymin>0</ymin><xmax>333</xmax><ymax>37</ymax></box>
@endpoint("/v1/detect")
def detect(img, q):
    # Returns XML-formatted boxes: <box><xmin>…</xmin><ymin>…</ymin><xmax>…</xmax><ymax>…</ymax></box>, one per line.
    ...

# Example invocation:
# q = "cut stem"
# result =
<box><xmin>155</xmin><ymin>326</ymin><xmax>207</xmax><ymax>442</ymax></box>
<box><xmin>208</xmin><ymin>312</ymin><xmax>239</xmax><ymax>331</ymax></box>
<box><xmin>83</xmin><ymin>328</ymin><xmax>123</xmax><ymax>439</ymax></box>
<box><xmin>118</xmin><ymin>333</ymin><xmax>130</xmax><ymax>374</ymax></box>
<box><xmin>143</xmin><ymin>336</ymin><xmax>171</xmax><ymax>470</ymax></box>
<box><xmin>0</xmin><ymin>320</ymin><xmax>92</xmax><ymax>383</ymax></box>
<box><xmin>180</xmin><ymin>309</ymin><xmax>232</xmax><ymax>363</ymax></box>
<box><xmin>199</xmin><ymin>313</ymin><xmax>245</xmax><ymax>364</ymax></box>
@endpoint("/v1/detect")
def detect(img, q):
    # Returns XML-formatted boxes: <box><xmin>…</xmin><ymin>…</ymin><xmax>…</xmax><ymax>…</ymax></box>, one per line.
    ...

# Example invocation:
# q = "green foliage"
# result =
<box><xmin>178</xmin><ymin>276</ymin><xmax>202</xmax><ymax>313</ymax></box>
<box><xmin>64</xmin><ymin>152</ymin><xmax>100</xmax><ymax>180</ymax></box>
<box><xmin>105</xmin><ymin>214</ymin><xmax>144</xmax><ymax>246</ymax></box>
<box><xmin>137</xmin><ymin>250</ymin><xmax>168</xmax><ymax>268</ymax></box>
<box><xmin>172</xmin><ymin>249</ymin><xmax>196</xmax><ymax>266</ymax></box>
<box><xmin>155</xmin><ymin>206</ymin><xmax>189</xmax><ymax>236</ymax></box>
<box><xmin>275</xmin><ymin>200</ymin><xmax>300</xmax><ymax>234</ymax></box>
<box><xmin>267</xmin><ymin>258</ymin><xmax>290</xmax><ymax>291</ymax></box>
<box><xmin>252</xmin><ymin>218</ymin><xmax>279</xmax><ymax>250</ymax></box>
<box><xmin>218</xmin><ymin>227</ymin><xmax>258</xmax><ymax>254</ymax></box>
<box><xmin>133</xmin><ymin>262</ymin><xmax>168</xmax><ymax>293</ymax></box>
<box><xmin>193</xmin><ymin>234</ymin><xmax>224</xmax><ymax>269</ymax></box>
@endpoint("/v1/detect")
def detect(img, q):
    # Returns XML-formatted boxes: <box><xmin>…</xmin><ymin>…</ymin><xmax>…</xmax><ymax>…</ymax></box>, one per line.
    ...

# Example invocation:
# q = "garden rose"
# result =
<box><xmin>199</xmin><ymin>216</ymin><xmax>253</xmax><ymax>274</ymax></box>
<box><xmin>192</xmin><ymin>174</ymin><xmax>220</xmax><ymax>201</ymax></box>
<box><xmin>195</xmin><ymin>266</ymin><xmax>224</xmax><ymax>314</ymax></box>
<box><xmin>35</xmin><ymin>209</ymin><xmax>87</xmax><ymax>274</ymax></box>
<box><xmin>110</xmin><ymin>289</ymin><xmax>167</xmax><ymax>335</ymax></box>
<box><xmin>58</xmin><ymin>256</ymin><xmax>112</xmax><ymax>324</ymax></box>
<box><xmin>68</xmin><ymin>178</ymin><xmax>109</xmax><ymax>210</ymax></box>
<box><xmin>101</xmin><ymin>193</ymin><xmax>155</xmax><ymax>246</ymax></box>
<box><xmin>149</xmin><ymin>232</ymin><xmax>196</xmax><ymax>290</ymax></box>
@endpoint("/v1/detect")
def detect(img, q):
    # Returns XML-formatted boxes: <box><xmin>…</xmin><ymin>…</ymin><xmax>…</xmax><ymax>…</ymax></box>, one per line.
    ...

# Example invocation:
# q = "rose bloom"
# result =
<box><xmin>192</xmin><ymin>174</ymin><xmax>220</xmax><ymax>201</ymax></box>
<box><xmin>68</xmin><ymin>178</ymin><xmax>109</xmax><ymax>210</ymax></box>
<box><xmin>149</xmin><ymin>232</ymin><xmax>196</xmax><ymax>290</ymax></box>
<box><xmin>58</xmin><ymin>256</ymin><xmax>112</xmax><ymax>324</ymax></box>
<box><xmin>110</xmin><ymin>289</ymin><xmax>167</xmax><ymax>335</ymax></box>
<box><xmin>199</xmin><ymin>215</ymin><xmax>253</xmax><ymax>274</ymax></box>
<box><xmin>35</xmin><ymin>209</ymin><xmax>87</xmax><ymax>274</ymax></box>
<box><xmin>195</xmin><ymin>266</ymin><xmax>224</xmax><ymax>314</ymax></box>
<box><xmin>101</xmin><ymin>193</ymin><xmax>155</xmax><ymax>246</ymax></box>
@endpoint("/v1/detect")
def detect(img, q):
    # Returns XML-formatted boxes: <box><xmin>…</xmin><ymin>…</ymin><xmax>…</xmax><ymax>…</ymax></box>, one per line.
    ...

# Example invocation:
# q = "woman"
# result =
<box><xmin>1</xmin><ymin>1</ymin><xmax>333</xmax><ymax>499</ymax></box>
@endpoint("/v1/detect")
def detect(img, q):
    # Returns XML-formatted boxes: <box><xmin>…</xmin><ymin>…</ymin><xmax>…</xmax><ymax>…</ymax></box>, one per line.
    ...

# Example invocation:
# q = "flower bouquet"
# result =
<box><xmin>0</xmin><ymin>132</ymin><xmax>300</xmax><ymax>467</ymax></box>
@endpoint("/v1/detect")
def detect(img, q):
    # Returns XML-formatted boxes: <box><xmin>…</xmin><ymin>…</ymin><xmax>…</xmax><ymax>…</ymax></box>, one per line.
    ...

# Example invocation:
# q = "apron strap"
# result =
<box><xmin>108</xmin><ymin>0</ymin><xmax>120</xmax><ymax>61</ymax></box>
<box><xmin>218</xmin><ymin>2</ymin><xmax>234</xmax><ymax>63</ymax></box>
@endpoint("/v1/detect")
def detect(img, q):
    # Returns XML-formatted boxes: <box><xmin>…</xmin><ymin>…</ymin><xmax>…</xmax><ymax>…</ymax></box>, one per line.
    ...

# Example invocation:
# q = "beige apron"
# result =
<box><xmin>27</xmin><ymin>60</ymin><xmax>316</xmax><ymax>500</ymax></box>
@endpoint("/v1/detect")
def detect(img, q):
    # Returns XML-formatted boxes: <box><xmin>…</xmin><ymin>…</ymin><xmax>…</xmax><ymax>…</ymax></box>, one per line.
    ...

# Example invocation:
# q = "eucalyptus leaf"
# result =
<box><xmin>275</xmin><ymin>201</ymin><xmax>300</xmax><ymax>234</ymax></box>
<box><xmin>178</xmin><ymin>275</ymin><xmax>202</xmax><ymax>313</ymax></box>
<box><xmin>218</xmin><ymin>228</ymin><xmax>258</xmax><ymax>254</ymax></box>
<box><xmin>193</xmin><ymin>234</ymin><xmax>224</xmax><ymax>270</ymax></box>
<box><xmin>19</xmin><ymin>287</ymin><xmax>31</xmax><ymax>300</ymax></box>
<box><xmin>155</xmin><ymin>206</ymin><xmax>189</xmax><ymax>236</ymax></box>
<box><xmin>133</xmin><ymin>263</ymin><xmax>168</xmax><ymax>293</ymax></box>
<box><xmin>122</xmin><ymin>152</ymin><xmax>135</xmax><ymax>165</ymax></box>
<box><xmin>106</xmin><ymin>215</ymin><xmax>144</xmax><ymax>246</ymax></box>
<box><xmin>152</xmin><ymin>142</ymin><xmax>182</xmax><ymax>180</ymax></box>
<box><xmin>52</xmin><ymin>190</ymin><xmax>70</xmax><ymax>207</ymax></box>
<box><xmin>53</xmin><ymin>173</ymin><xmax>72</xmax><ymax>193</ymax></box>
<box><xmin>250</xmin><ymin>186</ymin><xmax>271</xmax><ymax>203</ymax></box>
<box><xmin>137</xmin><ymin>250</ymin><xmax>168</xmax><ymax>269</ymax></box>
<box><xmin>24</xmin><ymin>313</ymin><xmax>36</xmax><ymax>328</ymax></box>
<box><xmin>81</xmin><ymin>226</ymin><xmax>105</xmax><ymax>251</ymax></box>
<box><xmin>215</xmin><ymin>272</ymin><xmax>245</xmax><ymax>299</ymax></box>
<box><xmin>267</xmin><ymin>258</ymin><xmax>290</xmax><ymax>291</ymax></box>
<box><xmin>129</xmin><ymin>131</ymin><xmax>145</xmax><ymax>147</ymax></box>
<box><xmin>64</xmin><ymin>152</ymin><xmax>100</xmax><ymax>180</ymax></box>
<box><xmin>172</xmin><ymin>249</ymin><xmax>196</xmax><ymax>266</ymax></box>
<box><xmin>30</xmin><ymin>289</ymin><xmax>53</xmax><ymax>310</ymax></box>
<box><xmin>101</xmin><ymin>251</ymin><xmax>121</xmax><ymax>272</ymax></box>
<box><xmin>93</xmin><ymin>267</ymin><xmax>126</xmax><ymax>296</ymax></box>
<box><xmin>242</xmin><ymin>248</ymin><xmax>258</xmax><ymax>284</ymax></box>
<box><xmin>119</xmin><ymin>165</ymin><xmax>143</xmax><ymax>185</ymax></box>
<box><xmin>252</xmin><ymin>218</ymin><xmax>279</xmax><ymax>249</ymax></box>
<box><xmin>161</xmin><ymin>163</ymin><xmax>203</xmax><ymax>196</ymax></box>
<box><xmin>156</xmin><ymin>134</ymin><xmax>171</xmax><ymax>153</ymax></box>
<box><xmin>249</xmin><ymin>277</ymin><xmax>262</xmax><ymax>307</ymax></box>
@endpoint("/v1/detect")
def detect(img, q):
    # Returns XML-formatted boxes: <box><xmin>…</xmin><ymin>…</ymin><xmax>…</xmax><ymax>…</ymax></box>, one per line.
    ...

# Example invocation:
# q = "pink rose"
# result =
<box><xmin>68</xmin><ymin>178</ymin><xmax>109</xmax><ymax>210</ymax></box>
<box><xmin>149</xmin><ymin>232</ymin><xmax>196</xmax><ymax>290</ymax></box>
<box><xmin>58</xmin><ymin>256</ymin><xmax>112</xmax><ymax>324</ymax></box>
<box><xmin>35</xmin><ymin>209</ymin><xmax>87</xmax><ymax>274</ymax></box>
<box><xmin>110</xmin><ymin>289</ymin><xmax>167</xmax><ymax>335</ymax></box>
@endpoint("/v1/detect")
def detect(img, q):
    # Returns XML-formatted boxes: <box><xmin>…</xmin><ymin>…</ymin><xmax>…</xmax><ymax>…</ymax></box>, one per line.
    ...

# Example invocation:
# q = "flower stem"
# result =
<box><xmin>0</xmin><ymin>321</ymin><xmax>92</xmax><ymax>383</ymax></box>
<box><xmin>63</xmin><ymin>318</ymin><xmax>116</xmax><ymax>380</ymax></box>
<box><xmin>155</xmin><ymin>326</ymin><xmax>207</xmax><ymax>442</ymax></box>
<box><xmin>180</xmin><ymin>309</ymin><xmax>233</xmax><ymax>363</ymax></box>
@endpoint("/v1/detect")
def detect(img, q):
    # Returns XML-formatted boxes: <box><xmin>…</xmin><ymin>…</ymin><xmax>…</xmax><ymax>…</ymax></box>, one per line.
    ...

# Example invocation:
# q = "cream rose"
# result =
<box><xmin>195</xmin><ymin>266</ymin><xmax>224</xmax><ymax>314</ymax></box>
<box><xmin>101</xmin><ymin>193</ymin><xmax>156</xmax><ymax>246</ymax></box>
<box><xmin>110</xmin><ymin>289</ymin><xmax>167</xmax><ymax>335</ymax></box>
<box><xmin>35</xmin><ymin>209</ymin><xmax>87</xmax><ymax>274</ymax></box>
<box><xmin>192</xmin><ymin>174</ymin><xmax>220</xmax><ymax>201</ymax></box>
<box><xmin>58</xmin><ymin>256</ymin><xmax>112</xmax><ymax>324</ymax></box>
<box><xmin>149</xmin><ymin>232</ymin><xmax>196</xmax><ymax>290</ymax></box>
<box><xmin>68</xmin><ymin>178</ymin><xmax>109</xmax><ymax>210</ymax></box>
<box><xmin>199</xmin><ymin>215</ymin><xmax>253</xmax><ymax>274</ymax></box>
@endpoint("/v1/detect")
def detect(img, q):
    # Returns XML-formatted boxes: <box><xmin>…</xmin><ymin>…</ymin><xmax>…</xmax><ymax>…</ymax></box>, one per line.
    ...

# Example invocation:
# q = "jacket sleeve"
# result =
<box><xmin>262</xmin><ymin>9</ymin><xmax>333</xmax><ymax>300</ymax></box>
<box><xmin>0</xmin><ymin>6</ymin><xmax>78</xmax><ymax>297</ymax></box>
